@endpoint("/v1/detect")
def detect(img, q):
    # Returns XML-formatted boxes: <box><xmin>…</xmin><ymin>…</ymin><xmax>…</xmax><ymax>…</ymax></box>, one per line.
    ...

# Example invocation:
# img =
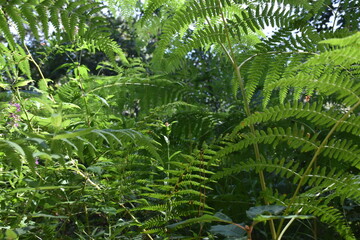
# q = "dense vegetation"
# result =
<box><xmin>0</xmin><ymin>0</ymin><xmax>359</xmax><ymax>239</ymax></box>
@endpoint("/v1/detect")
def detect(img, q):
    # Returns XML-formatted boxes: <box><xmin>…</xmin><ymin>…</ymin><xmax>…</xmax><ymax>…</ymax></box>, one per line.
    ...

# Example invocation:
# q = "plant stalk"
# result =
<box><xmin>216</xmin><ymin>1</ymin><xmax>276</xmax><ymax>239</ymax></box>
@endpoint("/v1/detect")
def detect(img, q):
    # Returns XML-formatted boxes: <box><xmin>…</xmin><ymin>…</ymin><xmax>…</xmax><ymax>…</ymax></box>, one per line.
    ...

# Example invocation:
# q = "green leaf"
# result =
<box><xmin>53</xmin><ymin>128</ymin><xmax>94</xmax><ymax>139</ymax></box>
<box><xmin>11</xmin><ymin>185</ymin><xmax>81</xmax><ymax>193</ymax></box>
<box><xmin>0</xmin><ymin>82</ymin><xmax>10</xmax><ymax>89</ymax></box>
<box><xmin>246</xmin><ymin>205</ymin><xmax>286</xmax><ymax>219</ymax></box>
<box><xmin>167</xmin><ymin>214</ymin><xmax>231</xmax><ymax>230</ymax></box>
<box><xmin>51</xmin><ymin>113</ymin><xmax>62</xmax><ymax>130</ymax></box>
<box><xmin>210</xmin><ymin>224</ymin><xmax>246</xmax><ymax>237</ymax></box>
<box><xmin>253</xmin><ymin>214</ymin><xmax>314</xmax><ymax>222</ymax></box>
<box><xmin>5</xmin><ymin>229</ymin><xmax>17</xmax><ymax>240</ymax></box>
<box><xmin>319</xmin><ymin>32</ymin><xmax>360</xmax><ymax>47</ymax></box>
<box><xmin>214</xmin><ymin>212</ymin><xmax>233</xmax><ymax>222</ymax></box>
<box><xmin>169</xmin><ymin>151</ymin><xmax>182</xmax><ymax>161</ymax></box>
<box><xmin>0</xmin><ymin>140</ymin><xmax>25</xmax><ymax>156</ymax></box>
<box><xmin>30</xmin><ymin>213</ymin><xmax>69</xmax><ymax>219</ymax></box>
<box><xmin>100</xmin><ymin>207</ymin><xmax>117</xmax><ymax>216</ymax></box>
<box><xmin>13</xmin><ymin>80</ymin><xmax>34</xmax><ymax>87</ymax></box>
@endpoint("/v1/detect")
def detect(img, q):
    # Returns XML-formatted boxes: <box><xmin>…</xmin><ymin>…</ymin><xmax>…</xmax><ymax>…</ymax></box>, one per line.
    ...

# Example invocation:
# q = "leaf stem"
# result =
<box><xmin>24</xmin><ymin>44</ymin><xmax>46</xmax><ymax>81</ymax></box>
<box><xmin>216</xmin><ymin>1</ymin><xmax>276</xmax><ymax>239</ymax></box>
<box><xmin>119</xmin><ymin>203</ymin><xmax>154</xmax><ymax>240</ymax></box>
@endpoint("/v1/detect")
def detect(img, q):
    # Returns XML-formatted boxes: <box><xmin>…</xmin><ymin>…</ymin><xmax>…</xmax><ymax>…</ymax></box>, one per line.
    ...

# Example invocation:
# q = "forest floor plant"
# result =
<box><xmin>0</xmin><ymin>0</ymin><xmax>359</xmax><ymax>239</ymax></box>
<box><xmin>141</xmin><ymin>0</ymin><xmax>360</xmax><ymax>239</ymax></box>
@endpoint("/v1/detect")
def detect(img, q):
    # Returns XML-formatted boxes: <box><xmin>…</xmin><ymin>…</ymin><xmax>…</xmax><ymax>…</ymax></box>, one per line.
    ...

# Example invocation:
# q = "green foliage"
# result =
<box><xmin>0</xmin><ymin>0</ymin><xmax>359</xmax><ymax>239</ymax></box>
<box><xmin>141</xmin><ymin>0</ymin><xmax>360</xmax><ymax>239</ymax></box>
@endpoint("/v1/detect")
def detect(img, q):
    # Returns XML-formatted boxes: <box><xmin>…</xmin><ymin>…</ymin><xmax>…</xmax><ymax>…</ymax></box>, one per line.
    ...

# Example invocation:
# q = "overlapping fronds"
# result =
<box><xmin>85</xmin><ymin>75</ymin><xmax>192</xmax><ymax>116</ymax></box>
<box><xmin>213</xmin><ymin>157</ymin><xmax>360</xmax><ymax>203</ymax></box>
<box><xmin>213</xmin><ymin>156</ymin><xmax>360</xmax><ymax>238</ymax></box>
<box><xmin>217</xmin><ymin>125</ymin><xmax>320</xmax><ymax>157</ymax></box>
<box><xmin>0</xmin><ymin>0</ymin><xmax>127</xmax><ymax>64</ymax></box>
<box><xmin>146</xmin><ymin>0</ymin><xmax>310</xmax><ymax>72</ymax></box>
<box><xmin>129</xmin><ymin>148</ymin><xmax>217</xmax><ymax>236</ymax></box>
<box><xmin>212</xmin><ymin>157</ymin><xmax>303</xmax><ymax>182</ymax></box>
<box><xmin>169</xmin><ymin>110</ymin><xmax>221</xmax><ymax>146</ymax></box>
<box><xmin>287</xmin><ymin>199</ymin><xmax>355</xmax><ymax>239</ymax></box>
<box><xmin>233</xmin><ymin>101</ymin><xmax>360</xmax><ymax>137</ymax></box>
<box><xmin>0</xmin><ymin>127</ymin><xmax>160</xmax><ymax>173</ymax></box>
<box><xmin>266</xmin><ymin>32</ymin><xmax>360</xmax><ymax>105</ymax></box>
<box><xmin>301</xmin><ymin>167</ymin><xmax>360</xmax><ymax>203</ymax></box>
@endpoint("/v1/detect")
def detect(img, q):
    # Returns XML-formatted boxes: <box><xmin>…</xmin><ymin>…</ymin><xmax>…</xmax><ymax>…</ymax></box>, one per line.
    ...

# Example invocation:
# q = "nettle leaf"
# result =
<box><xmin>246</xmin><ymin>205</ymin><xmax>286</xmax><ymax>220</ymax></box>
<box><xmin>0</xmin><ymin>140</ymin><xmax>26</xmax><ymax>156</ymax></box>
<box><xmin>13</xmin><ymin>80</ymin><xmax>34</xmax><ymax>88</ymax></box>
<box><xmin>214</xmin><ymin>211</ymin><xmax>233</xmax><ymax>222</ymax></box>
<box><xmin>53</xmin><ymin>128</ymin><xmax>95</xmax><ymax>139</ymax></box>
<box><xmin>5</xmin><ymin>229</ymin><xmax>17</xmax><ymax>240</ymax></box>
<box><xmin>210</xmin><ymin>224</ymin><xmax>246</xmax><ymax>238</ymax></box>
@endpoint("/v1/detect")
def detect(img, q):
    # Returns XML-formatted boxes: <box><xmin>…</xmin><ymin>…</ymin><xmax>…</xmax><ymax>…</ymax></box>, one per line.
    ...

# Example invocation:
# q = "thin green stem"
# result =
<box><xmin>119</xmin><ymin>203</ymin><xmax>154</xmax><ymax>240</ymax></box>
<box><xmin>13</xmin><ymin>88</ymin><xmax>34</xmax><ymax>131</ymax></box>
<box><xmin>216</xmin><ymin>1</ymin><xmax>276</xmax><ymax>239</ymax></box>
<box><xmin>277</xmin><ymin>208</ymin><xmax>303</xmax><ymax>240</ymax></box>
<box><xmin>78</xmin><ymin>77</ymin><xmax>92</xmax><ymax>127</ymax></box>
<box><xmin>24</xmin><ymin>44</ymin><xmax>46</xmax><ymax>81</ymax></box>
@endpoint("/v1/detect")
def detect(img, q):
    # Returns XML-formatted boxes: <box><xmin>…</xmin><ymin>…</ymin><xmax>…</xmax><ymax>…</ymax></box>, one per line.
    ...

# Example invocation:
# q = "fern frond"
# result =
<box><xmin>86</xmin><ymin>76</ymin><xmax>190</xmax><ymax>116</ymax></box>
<box><xmin>21</xmin><ymin>3</ymin><xmax>40</xmax><ymax>40</ymax></box>
<box><xmin>178</xmin><ymin>180</ymin><xmax>213</xmax><ymax>190</ymax></box>
<box><xmin>150</xmin><ymin>0</ymin><xmax>233</xmax><ymax>70</ymax></box>
<box><xmin>232</xmin><ymin>3</ymin><xmax>294</xmax><ymax>35</ymax></box>
<box><xmin>56</xmin><ymin>80</ymin><xmax>82</xmax><ymax>103</ymax></box>
<box><xmin>158</xmin><ymin>23</ymin><xmax>226</xmax><ymax>72</ymax></box>
<box><xmin>322</xmin><ymin>139</ymin><xmax>360</xmax><ymax>168</ymax></box>
<box><xmin>308</xmin><ymin>45</ymin><xmax>360</xmax><ymax>70</ymax></box>
<box><xmin>302</xmin><ymin>167</ymin><xmax>360</xmax><ymax>203</ymax></box>
<box><xmin>212</xmin><ymin>157</ymin><xmax>302</xmax><ymax>183</ymax></box>
<box><xmin>261</xmin><ymin>54</ymin><xmax>292</xmax><ymax>105</ymax></box>
<box><xmin>49</xmin><ymin>2</ymin><xmax>61</xmax><ymax>33</ymax></box>
<box><xmin>217</xmin><ymin>125</ymin><xmax>319</xmax><ymax>158</ymax></box>
<box><xmin>4</xmin><ymin>4</ymin><xmax>26</xmax><ymax>40</ymax></box>
<box><xmin>126</xmin><ymin>146</ymin><xmax>215</xmax><ymax>236</ymax></box>
<box><xmin>140</xmin><ymin>0</ymin><xmax>169</xmax><ymax>25</ymax></box>
<box><xmin>233</xmin><ymin>101</ymin><xmax>360</xmax><ymax>137</ymax></box>
<box><xmin>265</xmin><ymin>32</ymin><xmax>360</xmax><ymax>105</ymax></box>
<box><xmin>260</xmin><ymin>27</ymin><xmax>322</xmax><ymax>52</ymax></box>
<box><xmin>169</xmin><ymin>110</ymin><xmax>219</xmax><ymax>146</ymax></box>
<box><xmin>0</xmin><ymin>10</ymin><xmax>16</xmax><ymax>48</ymax></box>
<box><xmin>270</xmin><ymin>67</ymin><xmax>360</xmax><ymax>106</ymax></box>
<box><xmin>0</xmin><ymin>0</ymin><xmax>127</xmax><ymax>68</ymax></box>
<box><xmin>288</xmin><ymin>199</ymin><xmax>355</xmax><ymax>239</ymax></box>
<box><xmin>242</xmin><ymin>53</ymin><xmax>270</xmax><ymax>102</ymax></box>
<box><xmin>35</xmin><ymin>1</ymin><xmax>50</xmax><ymax>39</ymax></box>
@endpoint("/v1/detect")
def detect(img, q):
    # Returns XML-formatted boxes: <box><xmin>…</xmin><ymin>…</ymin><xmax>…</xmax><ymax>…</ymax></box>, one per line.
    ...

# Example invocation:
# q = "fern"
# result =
<box><xmin>233</xmin><ymin>101</ymin><xmax>360</xmax><ymax>137</ymax></box>
<box><xmin>141</xmin><ymin>0</ymin><xmax>360</xmax><ymax>238</ymax></box>
<box><xmin>0</xmin><ymin>0</ymin><xmax>128</xmax><ymax>69</ymax></box>
<box><xmin>287</xmin><ymin>199</ymin><xmax>355</xmax><ymax>239</ymax></box>
<box><xmin>268</xmin><ymin>33</ymin><xmax>360</xmax><ymax>105</ymax></box>
<box><xmin>217</xmin><ymin>125</ymin><xmax>320</xmax><ymax>158</ymax></box>
<box><xmin>301</xmin><ymin>167</ymin><xmax>360</xmax><ymax>203</ymax></box>
<box><xmin>212</xmin><ymin>157</ymin><xmax>303</xmax><ymax>182</ymax></box>
<box><xmin>1</xmin><ymin>0</ymin><xmax>359</xmax><ymax>239</ymax></box>
<box><xmin>128</xmin><ymin>148</ymin><xmax>217</xmax><ymax>236</ymax></box>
